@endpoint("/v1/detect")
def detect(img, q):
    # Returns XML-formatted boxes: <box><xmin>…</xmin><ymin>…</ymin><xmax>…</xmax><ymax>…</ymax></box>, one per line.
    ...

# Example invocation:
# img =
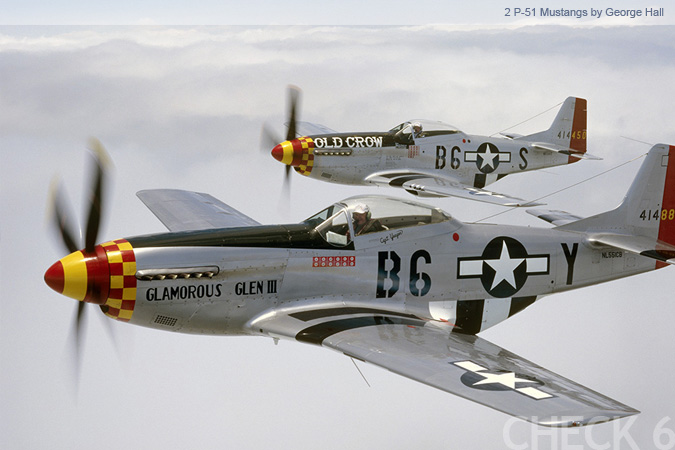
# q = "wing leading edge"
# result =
<box><xmin>137</xmin><ymin>189</ymin><xmax>261</xmax><ymax>232</ymax></box>
<box><xmin>325</xmin><ymin>324</ymin><xmax>637</xmax><ymax>426</ymax></box>
<box><xmin>365</xmin><ymin>171</ymin><xmax>543</xmax><ymax>207</ymax></box>
<box><xmin>252</xmin><ymin>308</ymin><xmax>637</xmax><ymax>426</ymax></box>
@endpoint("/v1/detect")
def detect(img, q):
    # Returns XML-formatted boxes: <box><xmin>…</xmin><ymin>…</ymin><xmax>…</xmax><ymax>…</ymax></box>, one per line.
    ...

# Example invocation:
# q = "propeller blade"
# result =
<box><xmin>84</xmin><ymin>138</ymin><xmax>110</xmax><ymax>253</ymax></box>
<box><xmin>50</xmin><ymin>180</ymin><xmax>80</xmax><ymax>254</ymax></box>
<box><xmin>99</xmin><ymin>305</ymin><xmax>121</xmax><ymax>359</ymax></box>
<box><xmin>75</xmin><ymin>301</ymin><xmax>86</xmax><ymax>343</ymax></box>
<box><xmin>284</xmin><ymin>165</ymin><xmax>292</xmax><ymax>196</ymax></box>
<box><xmin>286</xmin><ymin>85</ymin><xmax>301</xmax><ymax>142</ymax></box>
<box><xmin>48</xmin><ymin>140</ymin><xmax>119</xmax><ymax>393</ymax></box>
<box><xmin>71</xmin><ymin>301</ymin><xmax>87</xmax><ymax>385</ymax></box>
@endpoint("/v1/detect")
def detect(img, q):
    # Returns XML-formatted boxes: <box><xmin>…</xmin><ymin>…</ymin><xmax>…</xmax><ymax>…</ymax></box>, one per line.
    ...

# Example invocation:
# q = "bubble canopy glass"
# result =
<box><xmin>304</xmin><ymin>195</ymin><xmax>452</xmax><ymax>246</ymax></box>
<box><xmin>389</xmin><ymin>119</ymin><xmax>461</xmax><ymax>144</ymax></box>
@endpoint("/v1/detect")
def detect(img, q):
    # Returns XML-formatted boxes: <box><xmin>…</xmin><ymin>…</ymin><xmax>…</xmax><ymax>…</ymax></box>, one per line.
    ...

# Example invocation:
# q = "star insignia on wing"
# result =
<box><xmin>453</xmin><ymin>360</ymin><xmax>554</xmax><ymax>400</ymax></box>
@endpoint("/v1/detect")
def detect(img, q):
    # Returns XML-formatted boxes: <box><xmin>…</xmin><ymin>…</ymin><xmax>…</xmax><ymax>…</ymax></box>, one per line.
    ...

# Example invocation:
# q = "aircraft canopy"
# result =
<box><xmin>304</xmin><ymin>195</ymin><xmax>452</xmax><ymax>247</ymax></box>
<box><xmin>389</xmin><ymin>119</ymin><xmax>461</xmax><ymax>145</ymax></box>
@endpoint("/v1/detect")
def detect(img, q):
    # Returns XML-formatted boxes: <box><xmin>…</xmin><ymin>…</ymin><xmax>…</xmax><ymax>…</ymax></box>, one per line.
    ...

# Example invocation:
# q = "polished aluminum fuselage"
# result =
<box><xmin>125</xmin><ymin>219</ymin><xmax>656</xmax><ymax>336</ymax></box>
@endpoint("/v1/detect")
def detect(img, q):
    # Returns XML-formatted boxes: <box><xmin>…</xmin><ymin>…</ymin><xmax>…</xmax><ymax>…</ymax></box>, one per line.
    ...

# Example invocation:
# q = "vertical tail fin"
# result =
<box><xmin>560</xmin><ymin>144</ymin><xmax>675</xmax><ymax>246</ymax></box>
<box><xmin>519</xmin><ymin>97</ymin><xmax>587</xmax><ymax>163</ymax></box>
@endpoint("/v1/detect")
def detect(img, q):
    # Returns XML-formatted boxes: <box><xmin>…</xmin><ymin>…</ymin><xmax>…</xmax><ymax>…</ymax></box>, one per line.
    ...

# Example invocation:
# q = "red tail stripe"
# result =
<box><xmin>569</xmin><ymin>98</ymin><xmax>587</xmax><ymax>155</ymax></box>
<box><xmin>658</xmin><ymin>146</ymin><xmax>675</xmax><ymax>246</ymax></box>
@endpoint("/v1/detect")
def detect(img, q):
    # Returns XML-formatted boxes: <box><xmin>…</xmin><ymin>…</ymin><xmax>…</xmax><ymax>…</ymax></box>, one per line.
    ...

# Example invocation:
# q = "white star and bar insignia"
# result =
<box><xmin>453</xmin><ymin>360</ymin><xmax>554</xmax><ymax>400</ymax></box>
<box><xmin>465</xmin><ymin>143</ymin><xmax>511</xmax><ymax>174</ymax></box>
<box><xmin>457</xmin><ymin>236</ymin><xmax>549</xmax><ymax>298</ymax></box>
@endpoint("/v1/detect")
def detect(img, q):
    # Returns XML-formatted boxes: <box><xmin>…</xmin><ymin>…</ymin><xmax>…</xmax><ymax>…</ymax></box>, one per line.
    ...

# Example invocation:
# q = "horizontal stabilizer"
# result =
<box><xmin>527</xmin><ymin>209</ymin><xmax>584</xmax><ymax>226</ymax></box>
<box><xmin>588</xmin><ymin>233</ymin><xmax>675</xmax><ymax>265</ymax></box>
<box><xmin>500</xmin><ymin>132</ymin><xmax>524</xmax><ymax>139</ymax></box>
<box><xmin>531</xmin><ymin>143</ymin><xmax>602</xmax><ymax>160</ymax></box>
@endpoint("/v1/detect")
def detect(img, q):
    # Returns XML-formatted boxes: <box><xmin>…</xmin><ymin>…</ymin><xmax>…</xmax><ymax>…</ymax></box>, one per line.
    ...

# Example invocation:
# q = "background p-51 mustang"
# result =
<box><xmin>269</xmin><ymin>88</ymin><xmax>599</xmax><ymax>206</ymax></box>
<box><xmin>45</xmin><ymin>142</ymin><xmax>674</xmax><ymax>427</ymax></box>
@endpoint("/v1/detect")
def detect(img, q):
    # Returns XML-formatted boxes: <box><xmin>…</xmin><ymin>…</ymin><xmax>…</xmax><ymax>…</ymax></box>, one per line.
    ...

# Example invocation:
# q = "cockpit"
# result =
<box><xmin>389</xmin><ymin>120</ymin><xmax>461</xmax><ymax>145</ymax></box>
<box><xmin>304</xmin><ymin>195</ymin><xmax>452</xmax><ymax>247</ymax></box>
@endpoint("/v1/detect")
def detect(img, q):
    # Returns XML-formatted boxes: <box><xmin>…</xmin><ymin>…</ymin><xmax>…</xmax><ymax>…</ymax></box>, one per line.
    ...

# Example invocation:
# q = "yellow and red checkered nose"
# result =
<box><xmin>44</xmin><ymin>245</ymin><xmax>111</xmax><ymax>305</ymax></box>
<box><xmin>271</xmin><ymin>137</ymin><xmax>314</xmax><ymax>167</ymax></box>
<box><xmin>44</xmin><ymin>239</ymin><xmax>138</xmax><ymax>321</ymax></box>
<box><xmin>271</xmin><ymin>140</ymin><xmax>302</xmax><ymax>166</ymax></box>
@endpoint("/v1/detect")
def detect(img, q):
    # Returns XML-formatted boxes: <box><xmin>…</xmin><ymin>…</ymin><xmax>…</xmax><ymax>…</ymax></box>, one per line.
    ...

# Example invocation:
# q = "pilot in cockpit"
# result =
<box><xmin>352</xmin><ymin>204</ymin><xmax>386</xmax><ymax>236</ymax></box>
<box><xmin>412</xmin><ymin>122</ymin><xmax>423</xmax><ymax>139</ymax></box>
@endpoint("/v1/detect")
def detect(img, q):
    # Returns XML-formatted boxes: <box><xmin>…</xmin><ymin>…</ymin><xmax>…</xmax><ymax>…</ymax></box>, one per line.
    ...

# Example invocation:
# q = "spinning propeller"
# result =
<box><xmin>45</xmin><ymin>138</ymin><xmax>112</xmax><ymax>373</ymax></box>
<box><xmin>263</xmin><ymin>85</ymin><xmax>302</xmax><ymax>195</ymax></box>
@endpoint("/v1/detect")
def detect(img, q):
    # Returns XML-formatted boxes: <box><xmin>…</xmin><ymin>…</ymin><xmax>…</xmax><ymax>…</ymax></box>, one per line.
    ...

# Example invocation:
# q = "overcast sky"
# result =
<box><xmin>2</xmin><ymin>0</ymin><xmax>674</xmax><ymax>25</ymax></box>
<box><xmin>2</xmin><ymin>3</ymin><xmax>675</xmax><ymax>450</ymax></box>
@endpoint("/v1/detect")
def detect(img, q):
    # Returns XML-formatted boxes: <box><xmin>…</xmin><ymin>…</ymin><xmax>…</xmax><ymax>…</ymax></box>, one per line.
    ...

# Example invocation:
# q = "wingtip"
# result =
<box><xmin>529</xmin><ymin>409</ymin><xmax>640</xmax><ymax>428</ymax></box>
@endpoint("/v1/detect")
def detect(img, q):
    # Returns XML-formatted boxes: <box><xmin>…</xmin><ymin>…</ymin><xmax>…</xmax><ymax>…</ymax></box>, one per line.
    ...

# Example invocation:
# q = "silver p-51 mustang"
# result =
<box><xmin>268</xmin><ymin>87</ymin><xmax>599</xmax><ymax>206</ymax></box>
<box><xmin>45</xmin><ymin>141</ymin><xmax>675</xmax><ymax>427</ymax></box>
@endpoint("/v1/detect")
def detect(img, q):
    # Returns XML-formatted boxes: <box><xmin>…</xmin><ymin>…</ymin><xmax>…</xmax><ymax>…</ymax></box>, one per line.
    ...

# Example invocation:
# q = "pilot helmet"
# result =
<box><xmin>353</xmin><ymin>204</ymin><xmax>371</xmax><ymax>219</ymax></box>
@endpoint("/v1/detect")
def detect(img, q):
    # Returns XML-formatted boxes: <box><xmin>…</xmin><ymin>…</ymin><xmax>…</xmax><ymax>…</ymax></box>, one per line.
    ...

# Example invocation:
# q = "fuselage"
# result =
<box><xmin>272</xmin><ymin>120</ymin><xmax>579</xmax><ymax>191</ymax></box>
<box><xmin>78</xmin><ymin>208</ymin><xmax>653</xmax><ymax>338</ymax></box>
<box><xmin>312</xmin><ymin>132</ymin><xmax>573</xmax><ymax>188</ymax></box>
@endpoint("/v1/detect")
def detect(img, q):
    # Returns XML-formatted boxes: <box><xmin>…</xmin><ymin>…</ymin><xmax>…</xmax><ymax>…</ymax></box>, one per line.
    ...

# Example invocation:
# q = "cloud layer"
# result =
<box><xmin>2</xmin><ymin>25</ymin><xmax>675</xmax><ymax>449</ymax></box>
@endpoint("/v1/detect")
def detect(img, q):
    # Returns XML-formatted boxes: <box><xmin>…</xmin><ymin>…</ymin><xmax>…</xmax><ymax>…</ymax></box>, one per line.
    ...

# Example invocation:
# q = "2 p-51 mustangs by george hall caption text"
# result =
<box><xmin>505</xmin><ymin>7</ymin><xmax>664</xmax><ymax>19</ymax></box>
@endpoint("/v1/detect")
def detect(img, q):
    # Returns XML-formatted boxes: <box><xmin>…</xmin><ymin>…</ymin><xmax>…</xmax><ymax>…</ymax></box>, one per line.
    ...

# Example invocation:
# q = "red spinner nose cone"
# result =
<box><xmin>271</xmin><ymin>143</ymin><xmax>285</xmax><ymax>162</ymax></box>
<box><xmin>44</xmin><ymin>260</ymin><xmax>65</xmax><ymax>294</ymax></box>
<box><xmin>43</xmin><ymin>246</ymin><xmax>111</xmax><ymax>304</ymax></box>
<box><xmin>271</xmin><ymin>139</ymin><xmax>313</xmax><ymax>167</ymax></box>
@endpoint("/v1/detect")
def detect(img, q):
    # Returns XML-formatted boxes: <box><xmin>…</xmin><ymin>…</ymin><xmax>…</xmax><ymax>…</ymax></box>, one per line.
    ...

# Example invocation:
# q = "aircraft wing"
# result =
<box><xmin>588</xmin><ymin>233</ymin><xmax>675</xmax><ymax>265</ymax></box>
<box><xmin>365</xmin><ymin>171</ymin><xmax>543</xmax><ymax>207</ymax></box>
<box><xmin>136</xmin><ymin>189</ymin><xmax>261</xmax><ymax>232</ymax></box>
<box><xmin>295</xmin><ymin>121</ymin><xmax>338</xmax><ymax>136</ymax></box>
<box><xmin>252</xmin><ymin>309</ymin><xmax>637</xmax><ymax>426</ymax></box>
